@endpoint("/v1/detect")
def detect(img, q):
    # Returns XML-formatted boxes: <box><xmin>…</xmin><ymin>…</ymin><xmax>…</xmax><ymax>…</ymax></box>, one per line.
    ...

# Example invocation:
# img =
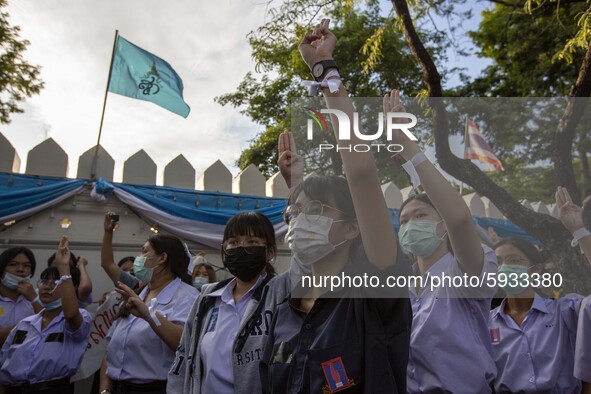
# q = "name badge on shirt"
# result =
<box><xmin>0</xmin><ymin>307</ymin><xmax>4</xmax><ymax>315</ymax></box>
<box><xmin>206</xmin><ymin>307</ymin><xmax>219</xmax><ymax>333</ymax></box>
<box><xmin>490</xmin><ymin>327</ymin><xmax>501</xmax><ymax>344</ymax></box>
<box><xmin>321</xmin><ymin>357</ymin><xmax>354</xmax><ymax>393</ymax></box>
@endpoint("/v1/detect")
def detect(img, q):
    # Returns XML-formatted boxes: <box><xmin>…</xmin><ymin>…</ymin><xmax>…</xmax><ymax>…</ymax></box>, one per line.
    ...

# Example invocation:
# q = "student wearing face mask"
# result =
<box><xmin>489</xmin><ymin>237</ymin><xmax>590</xmax><ymax>393</ymax></box>
<box><xmin>191</xmin><ymin>258</ymin><xmax>215</xmax><ymax>292</ymax></box>
<box><xmin>0</xmin><ymin>236</ymin><xmax>92</xmax><ymax>393</ymax></box>
<box><xmin>167</xmin><ymin>211</ymin><xmax>288</xmax><ymax>394</ymax></box>
<box><xmin>385</xmin><ymin>88</ymin><xmax>499</xmax><ymax>392</ymax></box>
<box><xmin>259</xmin><ymin>19</ymin><xmax>412</xmax><ymax>394</ymax></box>
<box><xmin>99</xmin><ymin>233</ymin><xmax>198</xmax><ymax>394</ymax></box>
<box><xmin>0</xmin><ymin>247</ymin><xmax>42</xmax><ymax>346</ymax></box>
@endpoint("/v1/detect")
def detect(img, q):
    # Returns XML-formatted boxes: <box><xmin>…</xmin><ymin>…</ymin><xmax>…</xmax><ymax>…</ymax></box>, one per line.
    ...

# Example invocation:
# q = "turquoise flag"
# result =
<box><xmin>108</xmin><ymin>35</ymin><xmax>190</xmax><ymax>118</ymax></box>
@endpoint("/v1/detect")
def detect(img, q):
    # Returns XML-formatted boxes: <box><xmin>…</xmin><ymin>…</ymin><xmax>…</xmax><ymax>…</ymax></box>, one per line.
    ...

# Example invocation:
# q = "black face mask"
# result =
<box><xmin>223</xmin><ymin>246</ymin><xmax>267</xmax><ymax>282</ymax></box>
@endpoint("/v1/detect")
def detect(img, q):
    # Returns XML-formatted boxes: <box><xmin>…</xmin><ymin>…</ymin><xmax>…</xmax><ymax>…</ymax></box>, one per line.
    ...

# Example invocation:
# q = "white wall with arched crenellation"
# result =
<box><xmin>0</xmin><ymin>131</ymin><xmax>559</xmax><ymax>293</ymax></box>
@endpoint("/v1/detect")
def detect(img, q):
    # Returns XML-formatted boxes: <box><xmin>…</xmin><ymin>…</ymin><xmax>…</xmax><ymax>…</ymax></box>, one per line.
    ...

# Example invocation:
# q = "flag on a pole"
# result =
<box><xmin>108</xmin><ymin>35</ymin><xmax>190</xmax><ymax>118</ymax></box>
<box><xmin>464</xmin><ymin>118</ymin><xmax>504</xmax><ymax>171</ymax></box>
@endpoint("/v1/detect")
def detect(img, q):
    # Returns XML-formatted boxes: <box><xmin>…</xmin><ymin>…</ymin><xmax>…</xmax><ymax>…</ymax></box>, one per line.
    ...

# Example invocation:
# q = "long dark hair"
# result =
<box><xmin>148</xmin><ymin>234</ymin><xmax>190</xmax><ymax>280</ymax></box>
<box><xmin>0</xmin><ymin>247</ymin><xmax>37</xmax><ymax>276</ymax></box>
<box><xmin>118</xmin><ymin>234</ymin><xmax>191</xmax><ymax>319</ymax></box>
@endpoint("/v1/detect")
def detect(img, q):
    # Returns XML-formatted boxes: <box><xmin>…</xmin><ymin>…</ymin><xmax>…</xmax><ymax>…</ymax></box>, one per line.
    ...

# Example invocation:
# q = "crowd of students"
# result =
<box><xmin>0</xmin><ymin>18</ymin><xmax>589</xmax><ymax>394</ymax></box>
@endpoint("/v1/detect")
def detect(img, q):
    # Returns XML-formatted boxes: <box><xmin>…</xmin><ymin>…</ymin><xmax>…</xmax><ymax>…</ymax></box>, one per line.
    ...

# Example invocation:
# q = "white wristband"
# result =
<box><xmin>321</xmin><ymin>69</ymin><xmax>341</xmax><ymax>83</ymax></box>
<box><xmin>302</xmin><ymin>70</ymin><xmax>342</xmax><ymax>96</ymax></box>
<box><xmin>571</xmin><ymin>227</ymin><xmax>591</xmax><ymax>247</ymax></box>
<box><xmin>146</xmin><ymin>308</ymin><xmax>162</xmax><ymax>327</ymax></box>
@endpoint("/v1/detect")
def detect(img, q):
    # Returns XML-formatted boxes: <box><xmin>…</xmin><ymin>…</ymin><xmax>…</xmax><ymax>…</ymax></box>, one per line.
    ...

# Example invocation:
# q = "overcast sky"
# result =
<box><xmin>3</xmin><ymin>0</ymin><xmax>275</xmax><ymax>182</ymax></box>
<box><xmin>2</xmin><ymin>0</ymin><xmax>490</xmax><ymax>184</ymax></box>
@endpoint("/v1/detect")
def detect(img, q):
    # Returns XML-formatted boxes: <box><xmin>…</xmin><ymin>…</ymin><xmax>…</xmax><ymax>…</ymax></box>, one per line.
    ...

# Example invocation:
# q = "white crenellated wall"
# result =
<box><xmin>0</xmin><ymin>132</ymin><xmax>558</xmax><ymax>213</ymax></box>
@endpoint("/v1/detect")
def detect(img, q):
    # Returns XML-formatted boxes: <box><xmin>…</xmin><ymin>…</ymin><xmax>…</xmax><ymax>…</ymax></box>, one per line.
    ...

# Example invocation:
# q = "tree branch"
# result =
<box><xmin>553</xmin><ymin>41</ymin><xmax>591</xmax><ymax>204</ymax></box>
<box><xmin>390</xmin><ymin>0</ymin><xmax>572</xmax><ymax>255</ymax></box>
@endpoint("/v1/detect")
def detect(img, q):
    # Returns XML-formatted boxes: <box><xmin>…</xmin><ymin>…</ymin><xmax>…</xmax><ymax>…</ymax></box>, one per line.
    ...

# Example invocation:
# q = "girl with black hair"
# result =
<box><xmin>47</xmin><ymin>251</ymin><xmax>93</xmax><ymax>308</ymax></box>
<box><xmin>168</xmin><ymin>211</ymin><xmax>286</xmax><ymax>394</ymax></box>
<box><xmin>489</xmin><ymin>237</ymin><xmax>589</xmax><ymax>393</ymax></box>
<box><xmin>99</xmin><ymin>232</ymin><xmax>198</xmax><ymax>394</ymax></box>
<box><xmin>387</xmin><ymin>88</ymin><xmax>498</xmax><ymax>393</ymax></box>
<box><xmin>259</xmin><ymin>19</ymin><xmax>412</xmax><ymax>394</ymax></box>
<box><xmin>0</xmin><ymin>246</ymin><xmax>41</xmax><ymax>345</ymax></box>
<box><xmin>0</xmin><ymin>236</ymin><xmax>91</xmax><ymax>393</ymax></box>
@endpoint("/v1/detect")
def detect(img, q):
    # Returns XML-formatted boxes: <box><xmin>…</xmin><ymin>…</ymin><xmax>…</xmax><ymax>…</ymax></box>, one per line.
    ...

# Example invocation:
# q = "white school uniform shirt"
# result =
<box><xmin>199</xmin><ymin>275</ymin><xmax>267</xmax><ymax>394</ymax></box>
<box><xmin>0</xmin><ymin>294</ymin><xmax>35</xmax><ymax>328</ymax></box>
<box><xmin>408</xmin><ymin>245</ymin><xmax>498</xmax><ymax>394</ymax></box>
<box><xmin>0</xmin><ymin>308</ymin><xmax>92</xmax><ymax>384</ymax></box>
<box><xmin>489</xmin><ymin>293</ymin><xmax>584</xmax><ymax>393</ymax></box>
<box><xmin>106</xmin><ymin>278</ymin><xmax>198</xmax><ymax>383</ymax></box>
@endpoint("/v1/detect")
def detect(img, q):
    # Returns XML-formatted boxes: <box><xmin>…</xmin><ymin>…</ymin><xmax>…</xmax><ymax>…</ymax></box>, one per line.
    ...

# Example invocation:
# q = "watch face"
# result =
<box><xmin>312</xmin><ymin>63</ymin><xmax>323</xmax><ymax>78</ymax></box>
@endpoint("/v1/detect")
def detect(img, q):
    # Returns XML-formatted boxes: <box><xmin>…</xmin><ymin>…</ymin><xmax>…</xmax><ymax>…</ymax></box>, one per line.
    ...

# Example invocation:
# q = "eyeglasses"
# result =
<box><xmin>222</xmin><ymin>238</ymin><xmax>267</xmax><ymax>250</ymax></box>
<box><xmin>283</xmin><ymin>200</ymin><xmax>354</xmax><ymax>225</ymax></box>
<box><xmin>37</xmin><ymin>279</ymin><xmax>60</xmax><ymax>289</ymax></box>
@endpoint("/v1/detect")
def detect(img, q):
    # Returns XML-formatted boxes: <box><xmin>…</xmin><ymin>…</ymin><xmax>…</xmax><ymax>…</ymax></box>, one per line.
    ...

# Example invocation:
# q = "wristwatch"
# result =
<box><xmin>312</xmin><ymin>60</ymin><xmax>339</xmax><ymax>81</ymax></box>
<box><xmin>99</xmin><ymin>390</ymin><xmax>112</xmax><ymax>394</ymax></box>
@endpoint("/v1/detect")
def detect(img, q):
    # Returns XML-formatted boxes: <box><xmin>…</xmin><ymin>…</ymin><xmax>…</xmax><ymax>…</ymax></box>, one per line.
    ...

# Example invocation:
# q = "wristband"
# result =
<box><xmin>401</xmin><ymin>152</ymin><xmax>429</xmax><ymax>190</ymax></box>
<box><xmin>321</xmin><ymin>69</ymin><xmax>341</xmax><ymax>83</ymax></box>
<box><xmin>146</xmin><ymin>307</ymin><xmax>162</xmax><ymax>327</ymax></box>
<box><xmin>302</xmin><ymin>70</ymin><xmax>342</xmax><ymax>96</ymax></box>
<box><xmin>571</xmin><ymin>227</ymin><xmax>591</xmax><ymax>247</ymax></box>
<box><xmin>58</xmin><ymin>275</ymin><xmax>72</xmax><ymax>284</ymax></box>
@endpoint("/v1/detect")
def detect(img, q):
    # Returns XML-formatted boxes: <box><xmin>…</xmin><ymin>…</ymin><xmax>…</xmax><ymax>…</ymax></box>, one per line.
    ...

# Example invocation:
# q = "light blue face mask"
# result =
<box><xmin>399</xmin><ymin>220</ymin><xmax>446</xmax><ymax>258</ymax></box>
<box><xmin>498</xmin><ymin>264</ymin><xmax>531</xmax><ymax>295</ymax></box>
<box><xmin>133</xmin><ymin>256</ymin><xmax>154</xmax><ymax>283</ymax></box>
<box><xmin>192</xmin><ymin>277</ymin><xmax>208</xmax><ymax>291</ymax></box>
<box><xmin>41</xmin><ymin>298</ymin><xmax>62</xmax><ymax>311</ymax></box>
<box><xmin>2</xmin><ymin>272</ymin><xmax>30</xmax><ymax>290</ymax></box>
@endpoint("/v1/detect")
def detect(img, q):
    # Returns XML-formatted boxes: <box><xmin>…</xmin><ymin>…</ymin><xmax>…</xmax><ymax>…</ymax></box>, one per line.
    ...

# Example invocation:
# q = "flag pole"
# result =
<box><xmin>91</xmin><ymin>30</ymin><xmax>119</xmax><ymax>180</ymax></box>
<box><xmin>460</xmin><ymin>117</ymin><xmax>469</xmax><ymax>195</ymax></box>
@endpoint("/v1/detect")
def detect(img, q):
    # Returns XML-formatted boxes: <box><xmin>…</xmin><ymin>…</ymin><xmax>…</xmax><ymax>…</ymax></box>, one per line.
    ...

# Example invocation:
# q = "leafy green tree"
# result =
<box><xmin>216</xmin><ymin>0</ymin><xmax>447</xmax><ymax>179</ymax></box>
<box><xmin>0</xmin><ymin>1</ymin><xmax>44</xmax><ymax>123</ymax></box>
<box><xmin>390</xmin><ymin>0</ymin><xmax>591</xmax><ymax>292</ymax></box>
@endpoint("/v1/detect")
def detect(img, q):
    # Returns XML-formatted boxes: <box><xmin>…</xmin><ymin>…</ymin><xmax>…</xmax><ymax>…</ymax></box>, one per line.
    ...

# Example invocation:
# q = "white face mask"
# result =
<box><xmin>286</xmin><ymin>214</ymin><xmax>348</xmax><ymax>268</ymax></box>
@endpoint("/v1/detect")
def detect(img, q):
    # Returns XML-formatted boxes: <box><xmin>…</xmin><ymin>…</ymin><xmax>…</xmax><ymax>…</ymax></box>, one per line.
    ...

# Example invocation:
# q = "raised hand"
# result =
<box><xmin>55</xmin><ymin>236</ymin><xmax>71</xmax><ymax>272</ymax></box>
<box><xmin>383</xmin><ymin>89</ymin><xmax>412</xmax><ymax>146</ymax></box>
<box><xmin>115</xmin><ymin>282</ymin><xmax>149</xmax><ymax>320</ymax></box>
<box><xmin>299</xmin><ymin>19</ymin><xmax>336</xmax><ymax>70</ymax></box>
<box><xmin>555</xmin><ymin>186</ymin><xmax>584</xmax><ymax>233</ymax></box>
<box><xmin>76</xmin><ymin>256</ymin><xmax>88</xmax><ymax>268</ymax></box>
<box><xmin>17</xmin><ymin>281</ymin><xmax>37</xmax><ymax>302</ymax></box>
<box><xmin>104</xmin><ymin>212</ymin><xmax>116</xmax><ymax>233</ymax></box>
<box><xmin>278</xmin><ymin>130</ymin><xmax>304</xmax><ymax>189</ymax></box>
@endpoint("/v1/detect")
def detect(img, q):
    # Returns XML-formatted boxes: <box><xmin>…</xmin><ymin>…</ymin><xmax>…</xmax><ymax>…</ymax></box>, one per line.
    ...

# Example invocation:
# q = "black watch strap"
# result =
<box><xmin>312</xmin><ymin>60</ymin><xmax>339</xmax><ymax>81</ymax></box>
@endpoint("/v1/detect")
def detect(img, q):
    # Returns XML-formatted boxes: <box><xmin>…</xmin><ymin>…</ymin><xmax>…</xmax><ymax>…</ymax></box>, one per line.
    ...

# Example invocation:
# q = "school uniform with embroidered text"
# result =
<box><xmin>167</xmin><ymin>273</ymin><xmax>289</xmax><ymax>394</ymax></box>
<box><xmin>0</xmin><ymin>308</ymin><xmax>92</xmax><ymax>384</ymax></box>
<box><xmin>490</xmin><ymin>294</ymin><xmax>586</xmax><ymax>393</ymax></box>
